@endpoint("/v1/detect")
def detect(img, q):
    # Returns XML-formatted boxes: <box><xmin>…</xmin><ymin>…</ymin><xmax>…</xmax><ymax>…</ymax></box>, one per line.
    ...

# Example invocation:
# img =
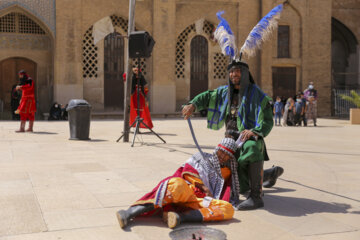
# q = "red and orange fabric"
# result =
<box><xmin>132</xmin><ymin>163</ymin><xmax>234</xmax><ymax>222</ymax></box>
<box><xmin>17</xmin><ymin>81</ymin><xmax>36</xmax><ymax>121</ymax></box>
<box><xmin>129</xmin><ymin>85</ymin><xmax>153</xmax><ymax>129</ymax></box>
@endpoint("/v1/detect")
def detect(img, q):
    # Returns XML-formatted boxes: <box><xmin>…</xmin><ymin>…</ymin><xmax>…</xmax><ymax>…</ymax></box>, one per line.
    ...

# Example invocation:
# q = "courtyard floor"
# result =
<box><xmin>0</xmin><ymin>118</ymin><xmax>359</xmax><ymax>240</ymax></box>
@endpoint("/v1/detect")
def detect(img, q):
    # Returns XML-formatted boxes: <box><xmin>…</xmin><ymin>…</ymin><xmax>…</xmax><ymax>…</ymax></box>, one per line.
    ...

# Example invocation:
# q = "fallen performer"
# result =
<box><xmin>116</xmin><ymin>138</ymin><xmax>239</xmax><ymax>229</ymax></box>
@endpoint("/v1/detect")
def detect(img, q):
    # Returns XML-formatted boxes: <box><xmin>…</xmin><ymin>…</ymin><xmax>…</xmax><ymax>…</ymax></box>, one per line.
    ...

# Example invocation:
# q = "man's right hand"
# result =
<box><xmin>195</xmin><ymin>182</ymin><xmax>213</xmax><ymax>197</ymax></box>
<box><xmin>182</xmin><ymin>104</ymin><xmax>195</xmax><ymax>120</ymax></box>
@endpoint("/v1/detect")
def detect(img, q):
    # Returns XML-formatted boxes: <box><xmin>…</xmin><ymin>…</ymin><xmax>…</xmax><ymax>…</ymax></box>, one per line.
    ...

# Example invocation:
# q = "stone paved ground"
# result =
<box><xmin>0</xmin><ymin>118</ymin><xmax>359</xmax><ymax>240</ymax></box>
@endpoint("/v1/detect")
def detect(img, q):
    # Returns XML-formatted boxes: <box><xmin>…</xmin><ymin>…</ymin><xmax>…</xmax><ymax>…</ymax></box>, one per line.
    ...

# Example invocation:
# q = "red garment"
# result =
<box><xmin>132</xmin><ymin>163</ymin><xmax>233</xmax><ymax>217</ymax></box>
<box><xmin>18</xmin><ymin>82</ymin><xmax>36</xmax><ymax>120</ymax></box>
<box><xmin>129</xmin><ymin>86</ymin><xmax>153</xmax><ymax>129</ymax></box>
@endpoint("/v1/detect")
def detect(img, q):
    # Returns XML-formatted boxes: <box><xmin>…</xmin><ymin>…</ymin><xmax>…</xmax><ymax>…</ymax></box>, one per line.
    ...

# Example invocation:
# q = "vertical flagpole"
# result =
<box><xmin>123</xmin><ymin>0</ymin><xmax>136</xmax><ymax>142</ymax></box>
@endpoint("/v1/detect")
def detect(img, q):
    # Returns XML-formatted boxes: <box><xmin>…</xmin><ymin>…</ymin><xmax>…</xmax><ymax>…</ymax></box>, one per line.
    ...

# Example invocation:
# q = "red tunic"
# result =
<box><xmin>18</xmin><ymin>82</ymin><xmax>36</xmax><ymax>120</ymax></box>
<box><xmin>129</xmin><ymin>86</ymin><xmax>153</xmax><ymax>129</ymax></box>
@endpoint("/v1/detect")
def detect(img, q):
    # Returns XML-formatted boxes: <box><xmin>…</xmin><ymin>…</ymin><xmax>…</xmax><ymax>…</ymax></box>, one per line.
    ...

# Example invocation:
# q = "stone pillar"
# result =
<box><xmin>151</xmin><ymin>0</ymin><xmax>176</xmax><ymax>113</ymax></box>
<box><xmin>302</xmin><ymin>0</ymin><xmax>332</xmax><ymax>116</ymax></box>
<box><xmin>54</xmin><ymin>0</ymin><xmax>83</xmax><ymax>105</ymax></box>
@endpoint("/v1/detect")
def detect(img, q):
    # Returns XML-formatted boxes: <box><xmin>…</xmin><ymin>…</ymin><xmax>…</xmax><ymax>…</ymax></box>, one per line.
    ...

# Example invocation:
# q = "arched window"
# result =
<box><xmin>0</xmin><ymin>12</ymin><xmax>45</xmax><ymax>34</ymax></box>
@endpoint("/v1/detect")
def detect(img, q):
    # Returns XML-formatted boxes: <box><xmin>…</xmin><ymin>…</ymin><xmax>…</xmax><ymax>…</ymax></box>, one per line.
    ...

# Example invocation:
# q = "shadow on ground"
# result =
<box><xmin>119</xmin><ymin>215</ymin><xmax>240</xmax><ymax>232</ymax></box>
<box><xmin>264</xmin><ymin>194</ymin><xmax>356</xmax><ymax>217</ymax></box>
<box><xmin>30</xmin><ymin>131</ymin><xmax>58</xmax><ymax>135</ymax></box>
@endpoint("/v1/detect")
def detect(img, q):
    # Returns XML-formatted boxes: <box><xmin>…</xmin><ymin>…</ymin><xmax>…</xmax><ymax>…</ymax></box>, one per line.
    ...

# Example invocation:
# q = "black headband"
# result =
<box><xmin>227</xmin><ymin>60</ymin><xmax>249</xmax><ymax>71</ymax></box>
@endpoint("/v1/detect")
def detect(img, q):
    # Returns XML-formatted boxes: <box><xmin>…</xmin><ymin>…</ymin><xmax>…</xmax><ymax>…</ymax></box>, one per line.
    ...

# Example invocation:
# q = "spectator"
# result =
<box><xmin>299</xmin><ymin>91</ymin><xmax>307</xmax><ymax>127</ymax></box>
<box><xmin>306</xmin><ymin>96</ymin><xmax>317</xmax><ymax>126</ymax></box>
<box><xmin>48</xmin><ymin>102</ymin><xmax>63</xmax><ymax>120</ymax></box>
<box><xmin>283</xmin><ymin>98</ymin><xmax>295</xmax><ymax>126</ymax></box>
<box><xmin>273</xmin><ymin>96</ymin><xmax>284</xmax><ymax>126</ymax></box>
<box><xmin>294</xmin><ymin>95</ymin><xmax>304</xmax><ymax>126</ymax></box>
<box><xmin>61</xmin><ymin>104</ymin><xmax>68</xmax><ymax>120</ymax></box>
<box><xmin>304</xmin><ymin>82</ymin><xmax>317</xmax><ymax>100</ymax></box>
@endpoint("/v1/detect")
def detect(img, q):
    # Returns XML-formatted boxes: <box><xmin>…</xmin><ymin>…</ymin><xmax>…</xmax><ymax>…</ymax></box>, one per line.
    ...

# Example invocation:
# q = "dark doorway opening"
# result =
<box><xmin>0</xmin><ymin>57</ymin><xmax>37</xmax><ymax>112</ymax></box>
<box><xmin>104</xmin><ymin>32</ymin><xmax>125</xmax><ymax>109</ymax></box>
<box><xmin>190</xmin><ymin>35</ymin><xmax>208</xmax><ymax>100</ymax></box>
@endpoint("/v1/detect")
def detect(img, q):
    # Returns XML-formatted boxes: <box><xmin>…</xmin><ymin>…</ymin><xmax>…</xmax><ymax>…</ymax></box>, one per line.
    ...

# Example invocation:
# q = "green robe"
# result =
<box><xmin>189</xmin><ymin>84</ymin><xmax>274</xmax><ymax>193</ymax></box>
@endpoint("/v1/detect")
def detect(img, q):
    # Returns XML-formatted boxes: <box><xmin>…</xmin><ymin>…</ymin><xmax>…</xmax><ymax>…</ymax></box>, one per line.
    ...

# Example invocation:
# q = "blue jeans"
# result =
<box><xmin>274</xmin><ymin>112</ymin><xmax>282</xmax><ymax>125</ymax></box>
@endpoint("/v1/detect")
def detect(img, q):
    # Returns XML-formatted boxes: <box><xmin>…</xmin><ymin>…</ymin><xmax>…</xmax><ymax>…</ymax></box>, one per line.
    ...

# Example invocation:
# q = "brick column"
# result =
<box><xmin>151</xmin><ymin>0</ymin><xmax>176</xmax><ymax>113</ymax></box>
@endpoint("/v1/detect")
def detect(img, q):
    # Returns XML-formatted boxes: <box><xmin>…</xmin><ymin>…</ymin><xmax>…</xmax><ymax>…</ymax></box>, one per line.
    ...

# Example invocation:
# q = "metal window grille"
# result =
<box><xmin>278</xmin><ymin>25</ymin><xmax>290</xmax><ymax>58</ymax></box>
<box><xmin>213</xmin><ymin>53</ymin><xmax>228</xmax><ymax>79</ymax></box>
<box><xmin>82</xmin><ymin>15</ymin><xmax>146</xmax><ymax>79</ymax></box>
<box><xmin>0</xmin><ymin>12</ymin><xmax>45</xmax><ymax>34</ymax></box>
<box><xmin>333</xmin><ymin>89</ymin><xmax>360</xmax><ymax>118</ymax></box>
<box><xmin>0</xmin><ymin>13</ymin><xmax>15</xmax><ymax>33</ymax></box>
<box><xmin>175</xmin><ymin>21</ymin><xmax>215</xmax><ymax>79</ymax></box>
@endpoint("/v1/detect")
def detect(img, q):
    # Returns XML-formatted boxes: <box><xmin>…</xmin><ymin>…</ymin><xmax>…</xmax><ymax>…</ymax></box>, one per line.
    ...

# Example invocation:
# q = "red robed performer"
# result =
<box><xmin>127</xmin><ymin>67</ymin><xmax>153</xmax><ymax>129</ymax></box>
<box><xmin>15</xmin><ymin>70</ymin><xmax>36</xmax><ymax>132</ymax></box>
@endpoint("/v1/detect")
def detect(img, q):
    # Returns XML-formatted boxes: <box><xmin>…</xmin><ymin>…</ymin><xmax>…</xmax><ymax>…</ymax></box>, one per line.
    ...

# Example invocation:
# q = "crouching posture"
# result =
<box><xmin>116</xmin><ymin>138</ymin><xmax>240</xmax><ymax>229</ymax></box>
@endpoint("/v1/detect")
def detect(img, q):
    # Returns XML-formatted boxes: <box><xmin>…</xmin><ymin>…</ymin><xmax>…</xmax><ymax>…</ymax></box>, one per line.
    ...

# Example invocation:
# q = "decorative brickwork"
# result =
<box><xmin>0</xmin><ymin>0</ymin><xmax>55</xmax><ymax>35</ymax></box>
<box><xmin>213</xmin><ymin>53</ymin><xmax>228</xmax><ymax>79</ymax></box>
<box><xmin>132</xmin><ymin>58</ymin><xmax>147</xmax><ymax>76</ymax></box>
<box><xmin>82</xmin><ymin>15</ymin><xmax>146</xmax><ymax>79</ymax></box>
<box><xmin>175</xmin><ymin>20</ymin><xmax>215</xmax><ymax>79</ymax></box>
<box><xmin>0</xmin><ymin>34</ymin><xmax>50</xmax><ymax>50</ymax></box>
<box><xmin>82</xmin><ymin>26</ymin><xmax>98</xmax><ymax>78</ymax></box>
<box><xmin>0</xmin><ymin>12</ymin><xmax>45</xmax><ymax>34</ymax></box>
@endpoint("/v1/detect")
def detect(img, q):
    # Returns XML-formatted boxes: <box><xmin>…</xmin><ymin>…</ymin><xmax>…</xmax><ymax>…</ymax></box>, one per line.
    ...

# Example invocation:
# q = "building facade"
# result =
<box><xmin>0</xmin><ymin>0</ymin><xmax>359</xmax><ymax>118</ymax></box>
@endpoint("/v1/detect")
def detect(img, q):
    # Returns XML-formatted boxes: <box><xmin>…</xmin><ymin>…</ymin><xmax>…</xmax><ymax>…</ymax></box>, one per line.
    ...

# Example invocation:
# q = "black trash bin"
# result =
<box><xmin>66</xmin><ymin>99</ymin><xmax>91</xmax><ymax>140</ymax></box>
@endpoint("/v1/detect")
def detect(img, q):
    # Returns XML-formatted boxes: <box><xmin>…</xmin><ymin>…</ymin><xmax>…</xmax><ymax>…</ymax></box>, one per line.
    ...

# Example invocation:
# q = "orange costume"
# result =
<box><xmin>151</xmin><ymin>169</ymin><xmax>234</xmax><ymax>222</ymax></box>
<box><xmin>116</xmin><ymin>138</ymin><xmax>240</xmax><ymax>229</ymax></box>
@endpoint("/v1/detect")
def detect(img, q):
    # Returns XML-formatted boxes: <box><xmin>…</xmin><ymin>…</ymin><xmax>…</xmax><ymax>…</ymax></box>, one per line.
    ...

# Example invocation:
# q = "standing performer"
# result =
<box><xmin>129</xmin><ymin>67</ymin><xmax>153</xmax><ymax>129</ymax></box>
<box><xmin>15</xmin><ymin>70</ymin><xmax>36</xmax><ymax>132</ymax></box>
<box><xmin>182</xmin><ymin>5</ymin><xmax>286</xmax><ymax>210</ymax></box>
<box><xmin>116</xmin><ymin>138</ymin><xmax>239</xmax><ymax>229</ymax></box>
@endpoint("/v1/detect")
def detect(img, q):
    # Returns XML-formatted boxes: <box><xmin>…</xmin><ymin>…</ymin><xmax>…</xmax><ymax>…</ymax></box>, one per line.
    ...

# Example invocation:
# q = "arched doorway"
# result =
<box><xmin>332</xmin><ymin>18</ymin><xmax>359</xmax><ymax>89</ymax></box>
<box><xmin>104</xmin><ymin>32</ymin><xmax>125</xmax><ymax>109</ymax></box>
<box><xmin>0</xmin><ymin>57</ymin><xmax>37</xmax><ymax>111</ymax></box>
<box><xmin>0</xmin><ymin>9</ymin><xmax>53</xmax><ymax>118</ymax></box>
<box><xmin>190</xmin><ymin>35</ymin><xmax>208</xmax><ymax>99</ymax></box>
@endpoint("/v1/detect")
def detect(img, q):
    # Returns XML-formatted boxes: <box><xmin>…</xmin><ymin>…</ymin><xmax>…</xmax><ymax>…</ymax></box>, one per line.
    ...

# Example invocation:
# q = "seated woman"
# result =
<box><xmin>48</xmin><ymin>102</ymin><xmax>62</xmax><ymax>120</ymax></box>
<box><xmin>282</xmin><ymin>98</ymin><xmax>295</xmax><ymax>126</ymax></box>
<box><xmin>116</xmin><ymin>138</ymin><xmax>239</xmax><ymax>229</ymax></box>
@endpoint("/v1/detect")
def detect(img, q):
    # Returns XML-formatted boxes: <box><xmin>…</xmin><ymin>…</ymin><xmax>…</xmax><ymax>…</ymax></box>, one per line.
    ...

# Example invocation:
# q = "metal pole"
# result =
<box><xmin>123</xmin><ymin>0</ymin><xmax>136</xmax><ymax>142</ymax></box>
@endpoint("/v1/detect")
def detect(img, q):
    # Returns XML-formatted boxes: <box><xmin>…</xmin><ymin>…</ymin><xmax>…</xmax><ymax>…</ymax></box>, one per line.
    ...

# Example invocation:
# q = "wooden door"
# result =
<box><xmin>0</xmin><ymin>58</ymin><xmax>36</xmax><ymax>111</ymax></box>
<box><xmin>104</xmin><ymin>32</ymin><xmax>125</xmax><ymax>109</ymax></box>
<box><xmin>272</xmin><ymin>67</ymin><xmax>296</xmax><ymax>99</ymax></box>
<box><xmin>190</xmin><ymin>35</ymin><xmax>208</xmax><ymax>99</ymax></box>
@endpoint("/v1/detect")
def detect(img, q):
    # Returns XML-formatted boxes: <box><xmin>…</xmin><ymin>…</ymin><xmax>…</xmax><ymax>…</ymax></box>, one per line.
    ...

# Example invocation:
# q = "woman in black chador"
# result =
<box><xmin>11</xmin><ymin>84</ymin><xmax>21</xmax><ymax>120</ymax></box>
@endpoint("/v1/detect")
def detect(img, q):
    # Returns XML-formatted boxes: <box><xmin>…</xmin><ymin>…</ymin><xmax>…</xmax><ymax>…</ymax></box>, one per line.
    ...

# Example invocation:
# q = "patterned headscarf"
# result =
<box><xmin>187</xmin><ymin>138</ymin><xmax>240</xmax><ymax>205</ymax></box>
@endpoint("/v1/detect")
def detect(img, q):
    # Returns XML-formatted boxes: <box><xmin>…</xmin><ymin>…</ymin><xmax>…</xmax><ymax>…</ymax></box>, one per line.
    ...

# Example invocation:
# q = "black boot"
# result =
<box><xmin>164</xmin><ymin>210</ymin><xmax>203</xmax><ymax>229</ymax></box>
<box><xmin>263</xmin><ymin>165</ymin><xmax>284</xmax><ymax>188</ymax></box>
<box><xmin>237</xmin><ymin>161</ymin><xmax>264</xmax><ymax>211</ymax></box>
<box><xmin>116</xmin><ymin>204</ymin><xmax>154</xmax><ymax>229</ymax></box>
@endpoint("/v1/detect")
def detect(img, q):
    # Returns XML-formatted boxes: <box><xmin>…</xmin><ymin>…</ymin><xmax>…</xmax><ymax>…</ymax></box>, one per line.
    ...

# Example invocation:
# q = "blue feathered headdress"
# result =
<box><xmin>240</xmin><ymin>4</ymin><xmax>284</xmax><ymax>58</ymax></box>
<box><xmin>214</xmin><ymin>11</ymin><xmax>237</xmax><ymax>59</ymax></box>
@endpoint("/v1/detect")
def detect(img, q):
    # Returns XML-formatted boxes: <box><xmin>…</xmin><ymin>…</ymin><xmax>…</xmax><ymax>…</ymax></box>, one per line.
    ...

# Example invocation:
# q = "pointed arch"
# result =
<box><xmin>0</xmin><ymin>4</ymin><xmax>54</xmax><ymax>39</ymax></box>
<box><xmin>175</xmin><ymin>20</ymin><xmax>215</xmax><ymax>80</ymax></box>
<box><xmin>82</xmin><ymin>15</ymin><xmax>145</xmax><ymax>79</ymax></box>
<box><xmin>332</xmin><ymin>17</ymin><xmax>359</xmax><ymax>89</ymax></box>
